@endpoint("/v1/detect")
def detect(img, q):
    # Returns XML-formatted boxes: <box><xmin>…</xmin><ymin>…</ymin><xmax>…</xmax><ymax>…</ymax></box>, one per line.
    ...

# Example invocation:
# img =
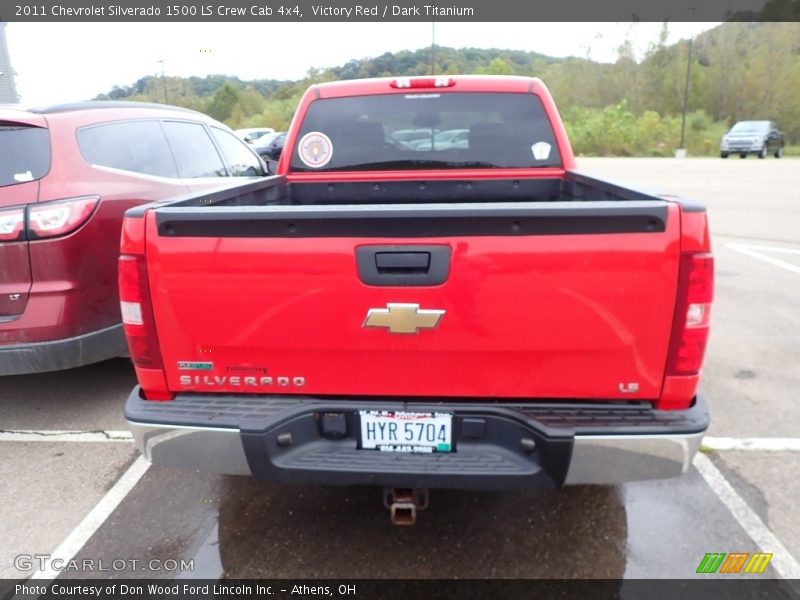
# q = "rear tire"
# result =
<box><xmin>759</xmin><ymin>145</ymin><xmax>767</xmax><ymax>159</ymax></box>
<box><xmin>775</xmin><ymin>147</ymin><xmax>783</xmax><ymax>159</ymax></box>
<box><xmin>720</xmin><ymin>152</ymin><xmax>729</xmax><ymax>158</ymax></box>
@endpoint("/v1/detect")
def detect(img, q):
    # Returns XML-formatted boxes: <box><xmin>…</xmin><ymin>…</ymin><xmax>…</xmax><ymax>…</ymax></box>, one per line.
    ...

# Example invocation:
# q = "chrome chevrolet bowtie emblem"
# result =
<box><xmin>363</xmin><ymin>303</ymin><xmax>445</xmax><ymax>334</ymax></box>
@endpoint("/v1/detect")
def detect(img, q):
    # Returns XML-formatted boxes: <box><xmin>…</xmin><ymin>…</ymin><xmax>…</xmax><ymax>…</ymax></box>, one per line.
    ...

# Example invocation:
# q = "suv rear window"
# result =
<box><xmin>0</xmin><ymin>125</ymin><xmax>51</xmax><ymax>187</ymax></box>
<box><xmin>290</xmin><ymin>92</ymin><xmax>561</xmax><ymax>172</ymax></box>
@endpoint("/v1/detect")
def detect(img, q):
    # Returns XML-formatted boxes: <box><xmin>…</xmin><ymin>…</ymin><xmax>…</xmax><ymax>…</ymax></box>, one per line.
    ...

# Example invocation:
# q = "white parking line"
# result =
<box><xmin>693</xmin><ymin>453</ymin><xmax>800</xmax><ymax>579</ymax></box>
<box><xmin>703</xmin><ymin>437</ymin><xmax>800</xmax><ymax>452</ymax></box>
<box><xmin>0</xmin><ymin>430</ymin><xmax>133</xmax><ymax>442</ymax></box>
<box><xmin>728</xmin><ymin>244</ymin><xmax>800</xmax><ymax>255</ymax></box>
<box><xmin>27</xmin><ymin>456</ymin><xmax>150</xmax><ymax>580</ymax></box>
<box><xmin>727</xmin><ymin>243</ymin><xmax>800</xmax><ymax>275</ymax></box>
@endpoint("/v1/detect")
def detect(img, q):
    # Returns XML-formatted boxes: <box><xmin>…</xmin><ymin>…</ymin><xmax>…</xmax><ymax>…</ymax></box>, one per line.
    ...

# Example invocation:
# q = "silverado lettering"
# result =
<box><xmin>121</xmin><ymin>76</ymin><xmax>713</xmax><ymax>525</ymax></box>
<box><xmin>178</xmin><ymin>375</ymin><xmax>306</xmax><ymax>387</ymax></box>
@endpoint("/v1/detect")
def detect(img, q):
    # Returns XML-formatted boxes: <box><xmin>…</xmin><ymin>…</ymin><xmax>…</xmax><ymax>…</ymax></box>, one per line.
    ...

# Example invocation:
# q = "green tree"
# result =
<box><xmin>207</xmin><ymin>82</ymin><xmax>241</xmax><ymax>123</ymax></box>
<box><xmin>237</xmin><ymin>86</ymin><xmax>266</xmax><ymax>118</ymax></box>
<box><xmin>477</xmin><ymin>57</ymin><xmax>514</xmax><ymax>75</ymax></box>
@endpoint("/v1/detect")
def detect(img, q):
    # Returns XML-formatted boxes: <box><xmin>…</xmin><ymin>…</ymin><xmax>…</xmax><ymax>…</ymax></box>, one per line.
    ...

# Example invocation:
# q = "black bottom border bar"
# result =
<box><xmin>2</xmin><ymin>579</ymin><xmax>799</xmax><ymax>600</ymax></box>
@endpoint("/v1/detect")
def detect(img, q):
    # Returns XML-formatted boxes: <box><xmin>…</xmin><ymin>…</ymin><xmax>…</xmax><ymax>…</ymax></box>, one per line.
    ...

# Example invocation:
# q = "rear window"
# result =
<box><xmin>290</xmin><ymin>92</ymin><xmax>561</xmax><ymax>172</ymax></box>
<box><xmin>77</xmin><ymin>120</ymin><xmax>178</xmax><ymax>178</ymax></box>
<box><xmin>0</xmin><ymin>125</ymin><xmax>51</xmax><ymax>187</ymax></box>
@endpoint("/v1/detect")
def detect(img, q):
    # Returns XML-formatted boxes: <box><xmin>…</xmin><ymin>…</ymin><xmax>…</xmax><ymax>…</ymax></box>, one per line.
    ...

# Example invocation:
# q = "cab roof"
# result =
<box><xmin>28</xmin><ymin>100</ymin><xmax>203</xmax><ymax>116</ymax></box>
<box><xmin>2</xmin><ymin>101</ymin><xmax>221</xmax><ymax>130</ymax></box>
<box><xmin>313</xmin><ymin>75</ymin><xmax>546</xmax><ymax>99</ymax></box>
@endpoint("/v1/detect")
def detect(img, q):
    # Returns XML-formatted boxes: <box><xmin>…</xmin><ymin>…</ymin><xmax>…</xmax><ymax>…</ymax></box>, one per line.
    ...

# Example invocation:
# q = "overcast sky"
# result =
<box><xmin>5</xmin><ymin>22</ymin><xmax>718</xmax><ymax>106</ymax></box>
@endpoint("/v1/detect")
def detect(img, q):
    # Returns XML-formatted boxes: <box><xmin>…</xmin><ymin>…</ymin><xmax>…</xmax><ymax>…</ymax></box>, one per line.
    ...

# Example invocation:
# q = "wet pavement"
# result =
<box><xmin>61</xmin><ymin>464</ymin><xmax>773</xmax><ymax>579</ymax></box>
<box><xmin>1</xmin><ymin>158</ymin><xmax>799</xmax><ymax>582</ymax></box>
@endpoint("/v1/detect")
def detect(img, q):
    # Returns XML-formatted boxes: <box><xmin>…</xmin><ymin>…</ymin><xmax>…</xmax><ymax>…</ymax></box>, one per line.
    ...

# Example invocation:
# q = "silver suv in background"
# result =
<box><xmin>720</xmin><ymin>121</ymin><xmax>784</xmax><ymax>159</ymax></box>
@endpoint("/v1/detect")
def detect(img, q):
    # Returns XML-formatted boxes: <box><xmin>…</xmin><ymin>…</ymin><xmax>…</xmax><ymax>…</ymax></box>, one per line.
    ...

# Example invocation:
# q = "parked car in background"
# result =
<box><xmin>250</xmin><ymin>131</ymin><xmax>278</xmax><ymax>154</ymax></box>
<box><xmin>0</xmin><ymin>102</ymin><xmax>267</xmax><ymax>376</ymax></box>
<box><xmin>254</xmin><ymin>131</ymin><xmax>287</xmax><ymax>161</ymax></box>
<box><xmin>389</xmin><ymin>128</ymin><xmax>432</xmax><ymax>145</ymax></box>
<box><xmin>720</xmin><ymin>121</ymin><xmax>784</xmax><ymax>158</ymax></box>
<box><xmin>234</xmin><ymin>127</ymin><xmax>275</xmax><ymax>144</ymax></box>
<box><xmin>411</xmin><ymin>128</ymin><xmax>470</xmax><ymax>151</ymax></box>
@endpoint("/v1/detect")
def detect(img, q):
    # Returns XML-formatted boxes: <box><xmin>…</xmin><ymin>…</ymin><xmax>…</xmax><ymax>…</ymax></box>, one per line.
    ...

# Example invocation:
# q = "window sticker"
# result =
<box><xmin>13</xmin><ymin>171</ymin><xmax>34</xmax><ymax>182</ymax></box>
<box><xmin>531</xmin><ymin>142</ymin><xmax>552</xmax><ymax>160</ymax></box>
<box><xmin>298</xmin><ymin>132</ymin><xmax>333</xmax><ymax>168</ymax></box>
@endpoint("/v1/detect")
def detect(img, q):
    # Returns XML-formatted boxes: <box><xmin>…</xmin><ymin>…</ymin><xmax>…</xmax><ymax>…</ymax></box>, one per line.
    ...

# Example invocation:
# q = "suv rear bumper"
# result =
<box><xmin>125</xmin><ymin>389</ymin><xmax>709</xmax><ymax>489</ymax></box>
<box><xmin>0</xmin><ymin>324</ymin><xmax>127</xmax><ymax>376</ymax></box>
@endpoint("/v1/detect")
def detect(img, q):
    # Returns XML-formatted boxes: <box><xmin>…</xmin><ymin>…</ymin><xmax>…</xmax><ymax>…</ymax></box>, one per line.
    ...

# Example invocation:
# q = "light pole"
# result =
<box><xmin>677</xmin><ymin>37</ymin><xmax>693</xmax><ymax>158</ymax></box>
<box><xmin>156</xmin><ymin>59</ymin><xmax>168</xmax><ymax>104</ymax></box>
<box><xmin>430</xmin><ymin>20</ymin><xmax>436</xmax><ymax>75</ymax></box>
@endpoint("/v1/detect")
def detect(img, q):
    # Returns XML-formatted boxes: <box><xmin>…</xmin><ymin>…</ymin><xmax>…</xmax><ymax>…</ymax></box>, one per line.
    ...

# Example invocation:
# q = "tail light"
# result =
<box><xmin>119</xmin><ymin>254</ymin><xmax>163</xmax><ymax>372</ymax></box>
<box><xmin>28</xmin><ymin>196</ymin><xmax>99</xmax><ymax>239</ymax></box>
<box><xmin>0</xmin><ymin>197</ymin><xmax>99</xmax><ymax>243</ymax></box>
<box><xmin>0</xmin><ymin>207</ymin><xmax>25</xmax><ymax>241</ymax></box>
<box><xmin>666</xmin><ymin>252</ymin><xmax>714</xmax><ymax>376</ymax></box>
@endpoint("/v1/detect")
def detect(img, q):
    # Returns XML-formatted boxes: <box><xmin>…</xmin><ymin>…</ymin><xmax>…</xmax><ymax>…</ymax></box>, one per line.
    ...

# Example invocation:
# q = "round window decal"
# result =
<box><xmin>298</xmin><ymin>132</ymin><xmax>333</xmax><ymax>168</ymax></box>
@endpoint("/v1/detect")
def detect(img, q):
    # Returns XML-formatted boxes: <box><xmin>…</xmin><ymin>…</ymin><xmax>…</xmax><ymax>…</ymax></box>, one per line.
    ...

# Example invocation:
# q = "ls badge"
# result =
<box><xmin>363</xmin><ymin>303</ymin><xmax>445</xmax><ymax>334</ymax></box>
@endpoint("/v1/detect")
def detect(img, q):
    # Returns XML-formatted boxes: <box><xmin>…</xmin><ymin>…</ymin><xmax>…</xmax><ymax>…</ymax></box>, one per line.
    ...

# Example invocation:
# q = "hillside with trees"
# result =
<box><xmin>95</xmin><ymin>22</ymin><xmax>800</xmax><ymax>156</ymax></box>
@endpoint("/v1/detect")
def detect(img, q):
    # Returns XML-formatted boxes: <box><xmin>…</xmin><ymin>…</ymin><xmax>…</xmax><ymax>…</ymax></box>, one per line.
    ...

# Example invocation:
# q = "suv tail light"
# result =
<box><xmin>119</xmin><ymin>254</ymin><xmax>164</xmax><ymax>374</ymax></box>
<box><xmin>28</xmin><ymin>196</ymin><xmax>99</xmax><ymax>239</ymax></box>
<box><xmin>0</xmin><ymin>197</ymin><xmax>100</xmax><ymax>243</ymax></box>
<box><xmin>666</xmin><ymin>252</ymin><xmax>714</xmax><ymax>376</ymax></box>
<box><xmin>0</xmin><ymin>207</ymin><xmax>25</xmax><ymax>241</ymax></box>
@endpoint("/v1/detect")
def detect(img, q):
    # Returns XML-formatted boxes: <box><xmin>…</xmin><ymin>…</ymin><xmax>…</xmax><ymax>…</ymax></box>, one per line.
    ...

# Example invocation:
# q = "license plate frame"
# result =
<box><xmin>358</xmin><ymin>410</ymin><xmax>454</xmax><ymax>453</ymax></box>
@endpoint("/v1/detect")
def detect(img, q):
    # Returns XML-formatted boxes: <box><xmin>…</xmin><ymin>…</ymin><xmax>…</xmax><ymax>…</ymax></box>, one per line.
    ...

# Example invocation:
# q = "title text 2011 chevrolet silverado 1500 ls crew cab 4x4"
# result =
<box><xmin>121</xmin><ymin>76</ymin><xmax>713</xmax><ymax>524</ymax></box>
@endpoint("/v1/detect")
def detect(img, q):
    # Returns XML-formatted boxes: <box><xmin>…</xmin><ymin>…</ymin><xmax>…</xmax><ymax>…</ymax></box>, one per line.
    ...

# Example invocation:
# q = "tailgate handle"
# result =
<box><xmin>375</xmin><ymin>252</ymin><xmax>430</xmax><ymax>273</ymax></box>
<box><xmin>356</xmin><ymin>245</ymin><xmax>451</xmax><ymax>287</ymax></box>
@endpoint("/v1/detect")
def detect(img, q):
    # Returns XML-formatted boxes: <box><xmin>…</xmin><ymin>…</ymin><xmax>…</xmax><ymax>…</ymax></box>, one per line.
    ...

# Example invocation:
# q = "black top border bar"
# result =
<box><xmin>3</xmin><ymin>0</ymin><xmax>799</xmax><ymax>22</ymax></box>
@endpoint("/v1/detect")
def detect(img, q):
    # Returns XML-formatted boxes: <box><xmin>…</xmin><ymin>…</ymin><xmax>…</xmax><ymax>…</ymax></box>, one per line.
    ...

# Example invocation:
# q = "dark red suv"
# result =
<box><xmin>1</xmin><ymin>102</ymin><xmax>267</xmax><ymax>375</ymax></box>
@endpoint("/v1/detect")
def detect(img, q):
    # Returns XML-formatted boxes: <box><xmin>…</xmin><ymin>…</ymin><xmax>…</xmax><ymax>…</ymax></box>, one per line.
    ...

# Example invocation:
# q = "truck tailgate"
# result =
<box><xmin>144</xmin><ymin>201</ymin><xmax>680</xmax><ymax>400</ymax></box>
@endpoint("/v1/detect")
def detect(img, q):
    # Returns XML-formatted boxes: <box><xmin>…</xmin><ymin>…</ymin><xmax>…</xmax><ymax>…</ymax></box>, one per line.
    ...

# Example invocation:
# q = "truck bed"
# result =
<box><xmin>137</xmin><ymin>170</ymin><xmax>695</xmax><ymax>210</ymax></box>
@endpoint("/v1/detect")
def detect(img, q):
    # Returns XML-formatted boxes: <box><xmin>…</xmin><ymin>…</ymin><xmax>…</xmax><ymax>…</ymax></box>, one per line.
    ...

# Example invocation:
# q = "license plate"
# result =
<box><xmin>359</xmin><ymin>410</ymin><xmax>453</xmax><ymax>453</ymax></box>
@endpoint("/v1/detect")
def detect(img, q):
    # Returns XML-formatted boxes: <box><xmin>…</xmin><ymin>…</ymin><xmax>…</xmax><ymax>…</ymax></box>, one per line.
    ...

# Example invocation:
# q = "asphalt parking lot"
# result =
<box><xmin>1</xmin><ymin>158</ymin><xmax>799</xmax><ymax>584</ymax></box>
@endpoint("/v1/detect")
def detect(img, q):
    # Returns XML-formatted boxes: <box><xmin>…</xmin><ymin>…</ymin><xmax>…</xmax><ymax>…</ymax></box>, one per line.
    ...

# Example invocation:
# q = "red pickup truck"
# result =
<box><xmin>122</xmin><ymin>76</ymin><xmax>713</xmax><ymax>524</ymax></box>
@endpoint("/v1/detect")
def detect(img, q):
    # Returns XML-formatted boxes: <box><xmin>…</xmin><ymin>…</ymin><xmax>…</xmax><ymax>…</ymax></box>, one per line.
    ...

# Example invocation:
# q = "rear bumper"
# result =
<box><xmin>125</xmin><ymin>389</ymin><xmax>709</xmax><ymax>489</ymax></box>
<box><xmin>0</xmin><ymin>324</ymin><xmax>127</xmax><ymax>376</ymax></box>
